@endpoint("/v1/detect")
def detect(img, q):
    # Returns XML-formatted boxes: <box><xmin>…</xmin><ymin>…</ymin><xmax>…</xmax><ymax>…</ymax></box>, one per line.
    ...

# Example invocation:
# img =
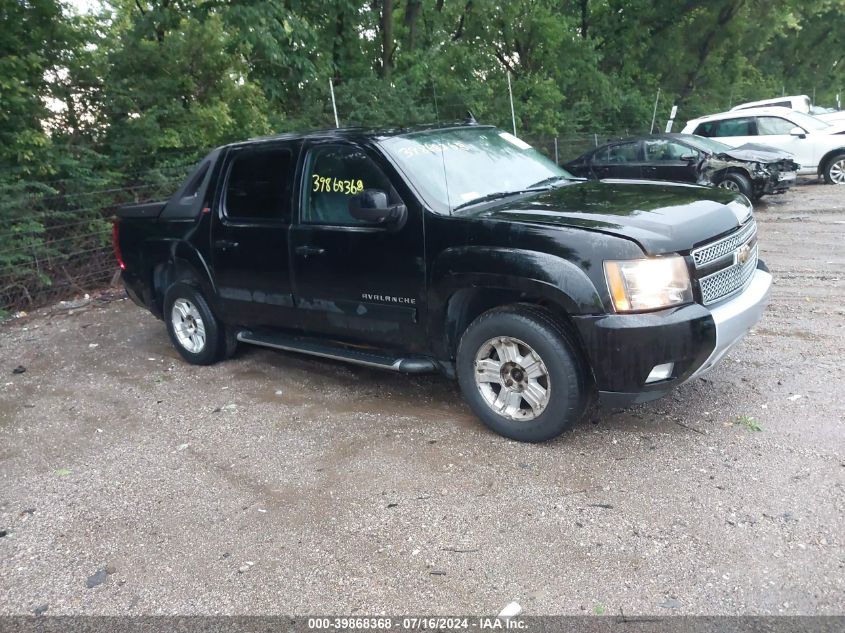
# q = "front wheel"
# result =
<box><xmin>716</xmin><ymin>172</ymin><xmax>753</xmax><ymax>198</ymax></box>
<box><xmin>456</xmin><ymin>305</ymin><xmax>589</xmax><ymax>442</ymax></box>
<box><xmin>822</xmin><ymin>153</ymin><xmax>845</xmax><ymax>184</ymax></box>
<box><xmin>164</xmin><ymin>283</ymin><xmax>224</xmax><ymax>365</ymax></box>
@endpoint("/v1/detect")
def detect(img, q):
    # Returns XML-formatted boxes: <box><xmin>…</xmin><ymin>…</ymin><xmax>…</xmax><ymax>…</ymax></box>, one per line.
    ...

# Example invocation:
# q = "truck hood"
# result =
<box><xmin>466</xmin><ymin>180</ymin><xmax>751</xmax><ymax>255</ymax></box>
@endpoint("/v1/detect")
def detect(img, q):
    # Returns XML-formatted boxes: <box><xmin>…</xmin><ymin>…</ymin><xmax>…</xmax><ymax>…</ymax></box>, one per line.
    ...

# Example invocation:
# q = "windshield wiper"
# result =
<box><xmin>452</xmin><ymin>176</ymin><xmax>575</xmax><ymax>212</ymax></box>
<box><xmin>452</xmin><ymin>189</ymin><xmax>539</xmax><ymax>211</ymax></box>
<box><xmin>526</xmin><ymin>175</ymin><xmax>570</xmax><ymax>189</ymax></box>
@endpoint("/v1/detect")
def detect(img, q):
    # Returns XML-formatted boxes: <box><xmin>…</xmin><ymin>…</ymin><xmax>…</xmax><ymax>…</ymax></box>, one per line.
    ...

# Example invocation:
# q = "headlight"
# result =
<box><xmin>604</xmin><ymin>256</ymin><xmax>693</xmax><ymax>312</ymax></box>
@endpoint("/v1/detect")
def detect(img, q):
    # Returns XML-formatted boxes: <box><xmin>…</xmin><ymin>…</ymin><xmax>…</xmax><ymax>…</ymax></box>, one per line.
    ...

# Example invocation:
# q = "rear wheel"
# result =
<box><xmin>716</xmin><ymin>172</ymin><xmax>753</xmax><ymax>198</ymax></box>
<box><xmin>164</xmin><ymin>283</ymin><xmax>224</xmax><ymax>365</ymax></box>
<box><xmin>822</xmin><ymin>153</ymin><xmax>845</xmax><ymax>184</ymax></box>
<box><xmin>456</xmin><ymin>305</ymin><xmax>589</xmax><ymax>442</ymax></box>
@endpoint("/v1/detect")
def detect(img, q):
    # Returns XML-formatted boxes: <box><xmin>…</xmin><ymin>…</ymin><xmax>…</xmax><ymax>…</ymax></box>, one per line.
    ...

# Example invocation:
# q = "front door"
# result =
<box><xmin>211</xmin><ymin>142</ymin><xmax>299</xmax><ymax>327</ymax></box>
<box><xmin>754</xmin><ymin>115</ymin><xmax>818</xmax><ymax>170</ymax></box>
<box><xmin>642</xmin><ymin>138</ymin><xmax>700</xmax><ymax>182</ymax></box>
<box><xmin>289</xmin><ymin>142</ymin><xmax>427</xmax><ymax>352</ymax></box>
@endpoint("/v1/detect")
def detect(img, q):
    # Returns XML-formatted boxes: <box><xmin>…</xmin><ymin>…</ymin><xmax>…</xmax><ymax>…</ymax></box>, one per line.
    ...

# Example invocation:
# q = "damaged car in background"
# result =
<box><xmin>563</xmin><ymin>133</ymin><xmax>799</xmax><ymax>200</ymax></box>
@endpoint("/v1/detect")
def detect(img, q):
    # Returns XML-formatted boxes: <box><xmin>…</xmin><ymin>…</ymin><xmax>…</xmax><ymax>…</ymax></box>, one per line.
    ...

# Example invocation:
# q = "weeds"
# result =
<box><xmin>735</xmin><ymin>415</ymin><xmax>762</xmax><ymax>432</ymax></box>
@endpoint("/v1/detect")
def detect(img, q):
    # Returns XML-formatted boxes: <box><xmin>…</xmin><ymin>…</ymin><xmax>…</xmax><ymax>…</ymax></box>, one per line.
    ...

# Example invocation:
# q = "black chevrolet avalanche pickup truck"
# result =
<box><xmin>115</xmin><ymin>124</ymin><xmax>771</xmax><ymax>442</ymax></box>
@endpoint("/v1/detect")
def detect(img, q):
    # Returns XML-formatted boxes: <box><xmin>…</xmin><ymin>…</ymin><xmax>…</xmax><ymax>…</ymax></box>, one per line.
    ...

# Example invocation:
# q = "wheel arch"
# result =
<box><xmin>428</xmin><ymin>247</ymin><xmax>603</xmax><ymax>375</ymax></box>
<box><xmin>710</xmin><ymin>165</ymin><xmax>752</xmax><ymax>184</ymax></box>
<box><xmin>441</xmin><ymin>287</ymin><xmax>595</xmax><ymax>378</ymax></box>
<box><xmin>818</xmin><ymin>148</ymin><xmax>845</xmax><ymax>177</ymax></box>
<box><xmin>152</xmin><ymin>249</ymin><xmax>217</xmax><ymax>315</ymax></box>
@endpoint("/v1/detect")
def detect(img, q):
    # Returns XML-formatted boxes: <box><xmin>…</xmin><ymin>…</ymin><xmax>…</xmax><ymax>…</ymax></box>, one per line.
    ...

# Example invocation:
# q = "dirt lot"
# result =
<box><xmin>1</xmin><ymin>182</ymin><xmax>843</xmax><ymax>616</ymax></box>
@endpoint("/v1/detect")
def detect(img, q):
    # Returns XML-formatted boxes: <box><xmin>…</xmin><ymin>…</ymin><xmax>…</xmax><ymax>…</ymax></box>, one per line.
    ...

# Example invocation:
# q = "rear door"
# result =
<box><xmin>589</xmin><ymin>141</ymin><xmax>644</xmax><ymax>179</ymax></box>
<box><xmin>288</xmin><ymin>141</ymin><xmax>427</xmax><ymax>351</ymax></box>
<box><xmin>641</xmin><ymin>138</ymin><xmax>700</xmax><ymax>182</ymax></box>
<box><xmin>211</xmin><ymin>142</ymin><xmax>299</xmax><ymax>327</ymax></box>
<box><xmin>702</xmin><ymin>116</ymin><xmax>757</xmax><ymax>148</ymax></box>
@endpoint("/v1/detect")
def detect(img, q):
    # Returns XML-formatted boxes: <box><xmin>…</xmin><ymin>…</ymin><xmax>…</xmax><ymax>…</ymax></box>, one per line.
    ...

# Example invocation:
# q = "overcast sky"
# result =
<box><xmin>66</xmin><ymin>0</ymin><xmax>100</xmax><ymax>14</ymax></box>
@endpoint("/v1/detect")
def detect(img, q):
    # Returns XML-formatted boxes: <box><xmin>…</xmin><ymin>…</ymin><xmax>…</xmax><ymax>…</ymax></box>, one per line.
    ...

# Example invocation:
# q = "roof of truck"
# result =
<box><xmin>233</xmin><ymin>122</ymin><xmax>494</xmax><ymax>149</ymax></box>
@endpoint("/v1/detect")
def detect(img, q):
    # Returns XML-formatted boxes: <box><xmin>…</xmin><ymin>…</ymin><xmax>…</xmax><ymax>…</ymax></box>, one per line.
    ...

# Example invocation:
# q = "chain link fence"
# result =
<box><xmin>524</xmin><ymin>131</ymin><xmax>640</xmax><ymax>165</ymax></box>
<box><xmin>0</xmin><ymin>162</ymin><xmax>198</xmax><ymax>318</ymax></box>
<box><xmin>0</xmin><ymin>130</ymin><xmax>638</xmax><ymax>319</ymax></box>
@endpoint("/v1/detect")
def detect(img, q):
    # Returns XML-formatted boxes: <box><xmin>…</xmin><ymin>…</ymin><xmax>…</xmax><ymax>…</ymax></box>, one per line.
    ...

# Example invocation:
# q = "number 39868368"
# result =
<box><xmin>312</xmin><ymin>175</ymin><xmax>365</xmax><ymax>195</ymax></box>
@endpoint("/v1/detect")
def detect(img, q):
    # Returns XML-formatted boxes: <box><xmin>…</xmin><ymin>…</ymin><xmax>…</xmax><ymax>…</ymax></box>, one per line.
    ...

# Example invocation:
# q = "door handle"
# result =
<box><xmin>295</xmin><ymin>245</ymin><xmax>326</xmax><ymax>257</ymax></box>
<box><xmin>214</xmin><ymin>239</ymin><xmax>240</xmax><ymax>251</ymax></box>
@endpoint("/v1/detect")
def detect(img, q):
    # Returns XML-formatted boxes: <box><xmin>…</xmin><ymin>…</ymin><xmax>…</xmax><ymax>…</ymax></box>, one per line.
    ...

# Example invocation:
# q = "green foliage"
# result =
<box><xmin>1</xmin><ymin>0</ymin><xmax>844</xmax><ymax>311</ymax></box>
<box><xmin>735</xmin><ymin>415</ymin><xmax>763</xmax><ymax>432</ymax></box>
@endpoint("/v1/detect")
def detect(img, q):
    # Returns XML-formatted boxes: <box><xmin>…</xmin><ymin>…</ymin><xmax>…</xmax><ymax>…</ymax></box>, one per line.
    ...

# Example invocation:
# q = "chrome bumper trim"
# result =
<box><xmin>687</xmin><ymin>268</ymin><xmax>772</xmax><ymax>380</ymax></box>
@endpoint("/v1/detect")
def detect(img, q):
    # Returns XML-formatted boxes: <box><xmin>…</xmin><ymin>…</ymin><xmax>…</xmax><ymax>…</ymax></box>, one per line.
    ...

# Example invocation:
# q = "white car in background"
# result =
<box><xmin>730</xmin><ymin>95</ymin><xmax>845</xmax><ymax>124</ymax></box>
<box><xmin>681</xmin><ymin>107</ymin><xmax>845</xmax><ymax>184</ymax></box>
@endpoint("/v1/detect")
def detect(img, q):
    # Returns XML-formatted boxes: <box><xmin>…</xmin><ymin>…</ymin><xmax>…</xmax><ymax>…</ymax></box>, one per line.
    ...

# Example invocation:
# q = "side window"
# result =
<box><xmin>756</xmin><ymin>117</ymin><xmax>796</xmax><ymax>135</ymax></box>
<box><xmin>225</xmin><ymin>147</ymin><xmax>293</xmax><ymax>222</ymax></box>
<box><xmin>714</xmin><ymin>117</ymin><xmax>755</xmax><ymax>137</ymax></box>
<box><xmin>303</xmin><ymin>144</ymin><xmax>399</xmax><ymax>226</ymax></box>
<box><xmin>644</xmin><ymin>140</ymin><xmax>694</xmax><ymax>161</ymax></box>
<box><xmin>601</xmin><ymin>143</ymin><xmax>640</xmax><ymax>163</ymax></box>
<box><xmin>694</xmin><ymin>122</ymin><xmax>718</xmax><ymax>137</ymax></box>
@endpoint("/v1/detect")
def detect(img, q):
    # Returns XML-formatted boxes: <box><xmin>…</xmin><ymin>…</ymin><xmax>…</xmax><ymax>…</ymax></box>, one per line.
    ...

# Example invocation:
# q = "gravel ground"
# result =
<box><xmin>0</xmin><ymin>182</ymin><xmax>843</xmax><ymax>616</ymax></box>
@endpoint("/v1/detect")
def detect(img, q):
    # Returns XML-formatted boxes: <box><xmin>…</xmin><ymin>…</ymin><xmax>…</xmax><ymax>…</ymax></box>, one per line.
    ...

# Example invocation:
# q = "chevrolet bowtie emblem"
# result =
<box><xmin>736</xmin><ymin>243</ymin><xmax>752</xmax><ymax>265</ymax></box>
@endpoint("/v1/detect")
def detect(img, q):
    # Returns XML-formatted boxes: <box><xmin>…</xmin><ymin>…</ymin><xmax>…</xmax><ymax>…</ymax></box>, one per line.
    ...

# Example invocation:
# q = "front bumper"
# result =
<box><xmin>686</xmin><ymin>265</ymin><xmax>771</xmax><ymax>379</ymax></box>
<box><xmin>757</xmin><ymin>170</ymin><xmax>797</xmax><ymax>195</ymax></box>
<box><xmin>573</xmin><ymin>262</ymin><xmax>772</xmax><ymax>408</ymax></box>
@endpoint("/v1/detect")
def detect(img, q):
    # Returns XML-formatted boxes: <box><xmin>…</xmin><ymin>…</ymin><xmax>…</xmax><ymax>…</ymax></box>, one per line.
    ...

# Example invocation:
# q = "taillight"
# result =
<box><xmin>112</xmin><ymin>220</ymin><xmax>126</xmax><ymax>270</ymax></box>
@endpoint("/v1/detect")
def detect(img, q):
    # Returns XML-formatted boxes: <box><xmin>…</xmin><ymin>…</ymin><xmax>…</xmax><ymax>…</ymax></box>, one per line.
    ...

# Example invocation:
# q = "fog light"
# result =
<box><xmin>646</xmin><ymin>362</ymin><xmax>674</xmax><ymax>384</ymax></box>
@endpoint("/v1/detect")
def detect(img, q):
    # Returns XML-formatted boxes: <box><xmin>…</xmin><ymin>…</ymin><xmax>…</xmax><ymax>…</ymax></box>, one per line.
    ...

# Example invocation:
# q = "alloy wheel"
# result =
<box><xmin>473</xmin><ymin>336</ymin><xmax>551</xmax><ymax>421</ymax></box>
<box><xmin>829</xmin><ymin>158</ymin><xmax>845</xmax><ymax>184</ymax></box>
<box><xmin>171</xmin><ymin>298</ymin><xmax>206</xmax><ymax>354</ymax></box>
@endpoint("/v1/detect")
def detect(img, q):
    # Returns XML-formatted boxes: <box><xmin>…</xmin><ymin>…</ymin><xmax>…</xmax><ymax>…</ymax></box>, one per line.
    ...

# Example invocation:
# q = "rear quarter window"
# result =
<box><xmin>599</xmin><ymin>143</ymin><xmax>640</xmax><ymax>163</ymax></box>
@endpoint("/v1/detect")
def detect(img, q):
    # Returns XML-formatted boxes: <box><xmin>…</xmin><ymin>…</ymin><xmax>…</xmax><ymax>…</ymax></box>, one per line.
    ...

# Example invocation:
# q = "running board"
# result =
<box><xmin>236</xmin><ymin>330</ymin><xmax>438</xmax><ymax>374</ymax></box>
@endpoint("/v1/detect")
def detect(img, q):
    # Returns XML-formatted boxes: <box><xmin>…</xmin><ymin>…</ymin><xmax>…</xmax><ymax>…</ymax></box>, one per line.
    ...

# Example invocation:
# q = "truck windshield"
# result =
<box><xmin>379</xmin><ymin>127</ymin><xmax>573</xmax><ymax>214</ymax></box>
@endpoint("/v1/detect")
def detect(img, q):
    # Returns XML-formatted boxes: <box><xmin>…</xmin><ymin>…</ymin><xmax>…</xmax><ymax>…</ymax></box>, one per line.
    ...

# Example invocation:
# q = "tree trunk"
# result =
<box><xmin>580</xmin><ymin>0</ymin><xmax>589</xmax><ymax>39</ymax></box>
<box><xmin>380</xmin><ymin>0</ymin><xmax>394</xmax><ymax>80</ymax></box>
<box><xmin>679</xmin><ymin>0</ymin><xmax>743</xmax><ymax>100</ymax></box>
<box><xmin>404</xmin><ymin>0</ymin><xmax>421</xmax><ymax>52</ymax></box>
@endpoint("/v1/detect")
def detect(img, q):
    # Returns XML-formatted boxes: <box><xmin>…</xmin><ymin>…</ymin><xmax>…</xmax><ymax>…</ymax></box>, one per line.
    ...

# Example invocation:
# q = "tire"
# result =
<box><xmin>221</xmin><ymin>326</ymin><xmax>239</xmax><ymax>359</ymax></box>
<box><xmin>716</xmin><ymin>172</ymin><xmax>753</xmax><ymax>198</ymax></box>
<box><xmin>456</xmin><ymin>304</ymin><xmax>589</xmax><ymax>442</ymax></box>
<box><xmin>822</xmin><ymin>153</ymin><xmax>845</xmax><ymax>185</ymax></box>
<box><xmin>163</xmin><ymin>282</ymin><xmax>224</xmax><ymax>365</ymax></box>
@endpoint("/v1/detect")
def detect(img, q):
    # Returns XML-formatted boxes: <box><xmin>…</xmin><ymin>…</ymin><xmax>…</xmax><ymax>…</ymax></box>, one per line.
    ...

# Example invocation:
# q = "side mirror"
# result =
<box><xmin>349</xmin><ymin>189</ymin><xmax>407</xmax><ymax>227</ymax></box>
<box><xmin>680</xmin><ymin>153</ymin><xmax>698</xmax><ymax>162</ymax></box>
<box><xmin>789</xmin><ymin>127</ymin><xmax>806</xmax><ymax>138</ymax></box>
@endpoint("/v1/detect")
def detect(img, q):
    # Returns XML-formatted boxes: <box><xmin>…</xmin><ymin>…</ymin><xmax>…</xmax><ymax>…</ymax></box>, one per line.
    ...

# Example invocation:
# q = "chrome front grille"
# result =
<box><xmin>699</xmin><ymin>244</ymin><xmax>758</xmax><ymax>305</ymax></box>
<box><xmin>691</xmin><ymin>219</ymin><xmax>757</xmax><ymax>268</ymax></box>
